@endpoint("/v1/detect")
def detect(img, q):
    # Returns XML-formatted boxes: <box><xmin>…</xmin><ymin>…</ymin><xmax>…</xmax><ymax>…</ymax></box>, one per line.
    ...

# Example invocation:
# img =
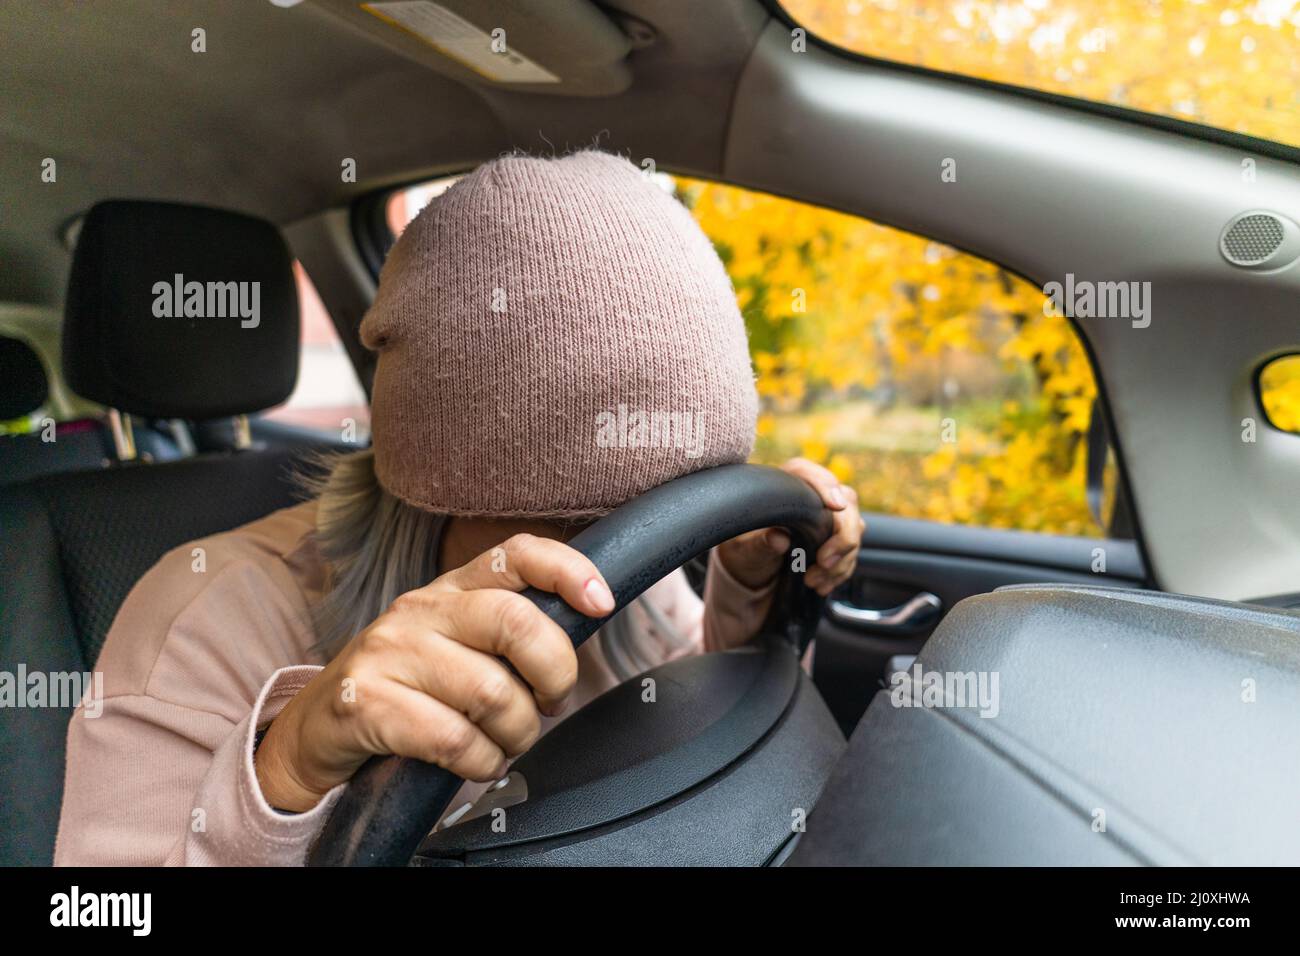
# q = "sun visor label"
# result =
<box><xmin>360</xmin><ymin>1</ymin><xmax>560</xmax><ymax>83</ymax></box>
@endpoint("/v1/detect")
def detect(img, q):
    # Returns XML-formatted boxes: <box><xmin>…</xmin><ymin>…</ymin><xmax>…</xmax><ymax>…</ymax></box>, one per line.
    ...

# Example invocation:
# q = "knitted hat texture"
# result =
<box><xmin>360</xmin><ymin>150</ymin><xmax>758</xmax><ymax>518</ymax></box>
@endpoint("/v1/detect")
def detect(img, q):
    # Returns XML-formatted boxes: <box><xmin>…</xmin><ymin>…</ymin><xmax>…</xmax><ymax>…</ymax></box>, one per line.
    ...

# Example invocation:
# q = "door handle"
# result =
<box><xmin>827</xmin><ymin>592</ymin><xmax>942</xmax><ymax>634</ymax></box>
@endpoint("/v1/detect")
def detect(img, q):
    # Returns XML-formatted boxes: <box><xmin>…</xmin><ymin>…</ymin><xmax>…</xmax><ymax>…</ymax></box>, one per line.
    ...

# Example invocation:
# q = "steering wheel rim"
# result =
<box><xmin>307</xmin><ymin>463</ymin><xmax>835</xmax><ymax>866</ymax></box>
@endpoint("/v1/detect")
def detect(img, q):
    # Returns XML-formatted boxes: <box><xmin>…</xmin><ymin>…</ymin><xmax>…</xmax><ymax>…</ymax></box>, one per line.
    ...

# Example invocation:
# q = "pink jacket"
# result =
<box><xmin>53</xmin><ymin>501</ymin><xmax>775</xmax><ymax>865</ymax></box>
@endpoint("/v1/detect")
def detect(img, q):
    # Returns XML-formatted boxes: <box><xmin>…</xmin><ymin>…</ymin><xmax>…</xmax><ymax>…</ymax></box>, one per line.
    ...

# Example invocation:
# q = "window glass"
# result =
<box><xmin>388</xmin><ymin>176</ymin><xmax>462</xmax><ymax>238</ymax></box>
<box><xmin>1260</xmin><ymin>353</ymin><xmax>1300</xmax><ymax>433</ymax></box>
<box><xmin>676</xmin><ymin>175</ymin><xmax>1117</xmax><ymax>537</ymax></box>
<box><xmin>261</xmin><ymin>263</ymin><xmax>370</xmax><ymax>441</ymax></box>
<box><xmin>782</xmin><ymin>0</ymin><xmax>1300</xmax><ymax>149</ymax></box>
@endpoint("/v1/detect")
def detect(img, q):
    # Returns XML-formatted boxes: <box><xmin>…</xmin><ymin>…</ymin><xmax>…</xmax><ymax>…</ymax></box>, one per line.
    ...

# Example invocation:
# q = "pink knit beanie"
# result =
<box><xmin>360</xmin><ymin>150</ymin><xmax>758</xmax><ymax>518</ymax></box>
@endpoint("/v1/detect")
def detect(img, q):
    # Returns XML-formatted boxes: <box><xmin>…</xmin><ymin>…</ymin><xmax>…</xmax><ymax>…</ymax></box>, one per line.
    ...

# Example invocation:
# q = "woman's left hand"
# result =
<box><xmin>715</xmin><ymin>458</ymin><xmax>864</xmax><ymax>596</ymax></box>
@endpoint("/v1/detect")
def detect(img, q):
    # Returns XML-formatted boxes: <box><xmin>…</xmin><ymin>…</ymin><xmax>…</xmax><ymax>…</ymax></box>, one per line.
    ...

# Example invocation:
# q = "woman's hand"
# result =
<box><xmin>254</xmin><ymin>534</ymin><xmax>614</xmax><ymax>813</ymax></box>
<box><xmin>715</xmin><ymin>458</ymin><xmax>864</xmax><ymax>596</ymax></box>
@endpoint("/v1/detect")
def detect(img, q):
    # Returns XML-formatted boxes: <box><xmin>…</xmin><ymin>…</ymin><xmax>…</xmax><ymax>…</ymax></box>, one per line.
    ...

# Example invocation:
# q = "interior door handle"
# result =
<box><xmin>827</xmin><ymin>592</ymin><xmax>943</xmax><ymax>633</ymax></box>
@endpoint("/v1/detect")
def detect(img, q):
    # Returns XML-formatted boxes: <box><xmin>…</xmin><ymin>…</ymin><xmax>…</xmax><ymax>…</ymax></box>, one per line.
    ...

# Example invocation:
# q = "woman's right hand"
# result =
<box><xmin>254</xmin><ymin>533</ymin><xmax>615</xmax><ymax>813</ymax></box>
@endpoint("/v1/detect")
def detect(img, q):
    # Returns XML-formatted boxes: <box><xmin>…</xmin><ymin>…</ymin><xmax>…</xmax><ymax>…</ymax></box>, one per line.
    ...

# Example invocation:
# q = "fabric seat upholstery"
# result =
<box><xmin>0</xmin><ymin>199</ymin><xmax>310</xmax><ymax>865</ymax></box>
<box><xmin>0</xmin><ymin>450</ymin><xmax>308</xmax><ymax>864</ymax></box>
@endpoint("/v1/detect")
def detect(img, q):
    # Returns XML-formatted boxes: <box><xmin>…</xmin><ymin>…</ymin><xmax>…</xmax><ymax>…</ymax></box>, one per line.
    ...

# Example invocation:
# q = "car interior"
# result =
<box><xmin>1</xmin><ymin>0</ymin><xmax>1299</xmax><ymax>867</ymax></box>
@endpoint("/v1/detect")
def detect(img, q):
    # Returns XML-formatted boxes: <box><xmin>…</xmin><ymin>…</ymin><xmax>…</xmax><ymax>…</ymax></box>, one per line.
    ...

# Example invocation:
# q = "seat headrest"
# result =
<box><xmin>63</xmin><ymin>200</ymin><xmax>300</xmax><ymax>419</ymax></box>
<box><xmin>0</xmin><ymin>335</ymin><xmax>49</xmax><ymax>420</ymax></box>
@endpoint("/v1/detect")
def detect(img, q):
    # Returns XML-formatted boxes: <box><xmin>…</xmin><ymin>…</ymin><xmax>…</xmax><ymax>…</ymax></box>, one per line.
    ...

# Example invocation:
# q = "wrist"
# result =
<box><xmin>254</xmin><ymin>710</ymin><xmax>329</xmax><ymax>814</ymax></box>
<box><xmin>714</xmin><ymin>540</ymin><xmax>780</xmax><ymax>590</ymax></box>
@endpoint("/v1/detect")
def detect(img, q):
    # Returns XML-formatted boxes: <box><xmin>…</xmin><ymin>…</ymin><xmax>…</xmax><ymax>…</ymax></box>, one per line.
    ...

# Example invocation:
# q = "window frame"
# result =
<box><xmin>768</xmin><ymin>0</ymin><xmax>1300</xmax><ymax>167</ymax></box>
<box><xmin>255</xmin><ymin>260</ymin><xmax>372</xmax><ymax>442</ymax></box>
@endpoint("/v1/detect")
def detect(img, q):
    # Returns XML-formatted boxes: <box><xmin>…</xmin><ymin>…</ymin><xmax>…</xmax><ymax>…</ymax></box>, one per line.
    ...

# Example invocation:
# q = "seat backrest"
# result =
<box><xmin>0</xmin><ymin>199</ymin><xmax>306</xmax><ymax>865</ymax></box>
<box><xmin>19</xmin><ymin>449</ymin><xmax>310</xmax><ymax>664</ymax></box>
<box><xmin>1</xmin><ymin>422</ymin><xmax>109</xmax><ymax>488</ymax></box>
<box><xmin>0</xmin><ymin>449</ymin><xmax>306</xmax><ymax>865</ymax></box>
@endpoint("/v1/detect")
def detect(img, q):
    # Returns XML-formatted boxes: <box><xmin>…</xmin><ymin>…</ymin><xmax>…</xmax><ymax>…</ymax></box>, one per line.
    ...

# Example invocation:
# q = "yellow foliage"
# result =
<box><xmin>677</xmin><ymin>174</ymin><xmax>1109</xmax><ymax>537</ymax></box>
<box><xmin>1261</xmin><ymin>354</ymin><xmax>1300</xmax><ymax>433</ymax></box>
<box><xmin>784</xmin><ymin>0</ymin><xmax>1300</xmax><ymax>149</ymax></box>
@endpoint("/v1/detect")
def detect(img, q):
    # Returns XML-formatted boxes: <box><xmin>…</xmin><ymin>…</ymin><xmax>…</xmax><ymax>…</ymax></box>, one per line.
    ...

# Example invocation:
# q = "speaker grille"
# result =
<box><xmin>1221</xmin><ymin>213</ymin><xmax>1285</xmax><ymax>265</ymax></box>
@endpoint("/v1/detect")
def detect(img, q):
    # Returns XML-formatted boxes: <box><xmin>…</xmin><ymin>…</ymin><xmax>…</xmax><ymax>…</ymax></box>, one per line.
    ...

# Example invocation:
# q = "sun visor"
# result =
<box><xmin>304</xmin><ymin>0</ymin><xmax>634</xmax><ymax>97</ymax></box>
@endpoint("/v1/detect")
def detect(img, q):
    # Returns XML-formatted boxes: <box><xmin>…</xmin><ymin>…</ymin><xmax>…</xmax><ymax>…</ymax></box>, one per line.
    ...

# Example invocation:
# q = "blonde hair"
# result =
<box><xmin>297</xmin><ymin>449</ymin><xmax>443</xmax><ymax>657</ymax></box>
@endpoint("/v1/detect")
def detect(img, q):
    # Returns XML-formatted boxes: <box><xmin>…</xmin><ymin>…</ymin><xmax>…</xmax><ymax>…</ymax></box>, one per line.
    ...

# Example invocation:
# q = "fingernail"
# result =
<box><xmin>767</xmin><ymin>530</ymin><xmax>790</xmax><ymax>552</ymax></box>
<box><xmin>827</xmin><ymin>486</ymin><xmax>846</xmax><ymax>509</ymax></box>
<box><xmin>584</xmin><ymin>577</ymin><xmax>614</xmax><ymax>614</ymax></box>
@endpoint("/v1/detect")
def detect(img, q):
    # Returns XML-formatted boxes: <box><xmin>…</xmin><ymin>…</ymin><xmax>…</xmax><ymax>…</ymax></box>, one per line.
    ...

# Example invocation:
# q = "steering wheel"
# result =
<box><xmin>307</xmin><ymin>463</ymin><xmax>835</xmax><ymax>866</ymax></box>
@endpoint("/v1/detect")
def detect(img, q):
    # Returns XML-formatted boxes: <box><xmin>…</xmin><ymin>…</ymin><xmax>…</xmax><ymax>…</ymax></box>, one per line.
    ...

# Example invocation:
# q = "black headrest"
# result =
<box><xmin>0</xmin><ymin>335</ymin><xmax>49</xmax><ymax>420</ymax></box>
<box><xmin>63</xmin><ymin>201</ymin><xmax>300</xmax><ymax>419</ymax></box>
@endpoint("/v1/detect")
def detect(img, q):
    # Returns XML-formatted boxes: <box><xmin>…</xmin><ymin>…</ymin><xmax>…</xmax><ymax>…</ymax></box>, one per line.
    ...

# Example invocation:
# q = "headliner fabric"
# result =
<box><xmin>0</xmin><ymin>0</ymin><xmax>764</xmax><ymax>307</ymax></box>
<box><xmin>0</xmin><ymin>334</ymin><xmax>48</xmax><ymax>419</ymax></box>
<box><xmin>63</xmin><ymin>200</ymin><xmax>300</xmax><ymax>419</ymax></box>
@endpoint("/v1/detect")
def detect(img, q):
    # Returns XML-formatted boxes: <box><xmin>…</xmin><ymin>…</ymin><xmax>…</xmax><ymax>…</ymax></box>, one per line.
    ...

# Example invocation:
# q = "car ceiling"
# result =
<box><xmin>0</xmin><ymin>0</ymin><xmax>768</xmax><ymax>306</ymax></box>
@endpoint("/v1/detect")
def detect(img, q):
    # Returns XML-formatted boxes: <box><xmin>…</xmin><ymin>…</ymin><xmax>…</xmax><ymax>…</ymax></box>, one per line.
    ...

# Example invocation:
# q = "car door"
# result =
<box><xmin>813</xmin><ymin>506</ymin><xmax>1147</xmax><ymax>733</ymax></box>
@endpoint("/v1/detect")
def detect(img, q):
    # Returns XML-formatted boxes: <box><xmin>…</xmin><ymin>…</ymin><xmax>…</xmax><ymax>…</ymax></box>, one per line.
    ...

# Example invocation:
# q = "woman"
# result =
<box><xmin>54</xmin><ymin>151</ymin><xmax>863</xmax><ymax>865</ymax></box>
